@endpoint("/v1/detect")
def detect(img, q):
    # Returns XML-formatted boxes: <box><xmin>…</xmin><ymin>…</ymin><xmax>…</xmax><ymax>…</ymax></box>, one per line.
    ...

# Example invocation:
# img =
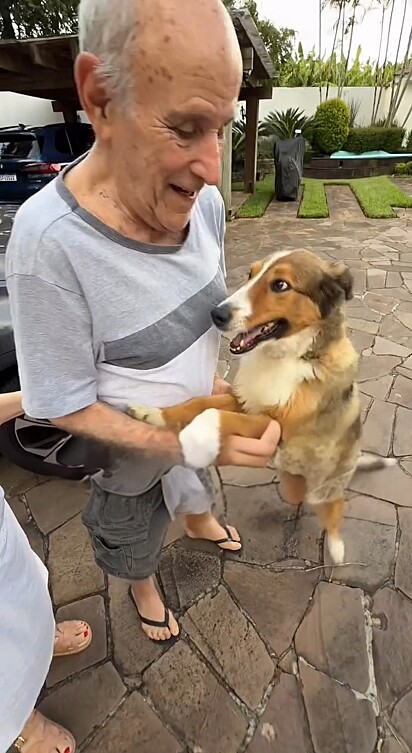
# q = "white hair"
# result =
<box><xmin>77</xmin><ymin>0</ymin><xmax>138</xmax><ymax>101</ymax></box>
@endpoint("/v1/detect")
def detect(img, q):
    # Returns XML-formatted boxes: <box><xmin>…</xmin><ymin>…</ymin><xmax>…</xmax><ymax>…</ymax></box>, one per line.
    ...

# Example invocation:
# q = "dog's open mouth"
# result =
<box><xmin>230</xmin><ymin>319</ymin><xmax>289</xmax><ymax>354</ymax></box>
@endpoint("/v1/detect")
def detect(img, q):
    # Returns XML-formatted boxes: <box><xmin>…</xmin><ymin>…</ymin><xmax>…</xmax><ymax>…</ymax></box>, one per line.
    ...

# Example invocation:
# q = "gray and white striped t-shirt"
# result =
<box><xmin>6</xmin><ymin>168</ymin><xmax>227</xmax><ymax>498</ymax></box>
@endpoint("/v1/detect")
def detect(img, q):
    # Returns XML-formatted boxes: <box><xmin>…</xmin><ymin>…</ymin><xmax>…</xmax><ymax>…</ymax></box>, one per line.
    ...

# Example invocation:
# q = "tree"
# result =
<box><xmin>372</xmin><ymin>0</ymin><xmax>396</xmax><ymax>123</ymax></box>
<box><xmin>223</xmin><ymin>0</ymin><xmax>296</xmax><ymax>74</ymax></box>
<box><xmin>0</xmin><ymin>0</ymin><xmax>78</xmax><ymax>40</ymax></box>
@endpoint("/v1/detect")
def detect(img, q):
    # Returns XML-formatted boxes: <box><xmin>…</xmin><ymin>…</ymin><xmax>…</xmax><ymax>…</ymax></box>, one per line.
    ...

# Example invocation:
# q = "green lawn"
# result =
<box><xmin>298</xmin><ymin>179</ymin><xmax>329</xmax><ymax>219</ymax></box>
<box><xmin>299</xmin><ymin>176</ymin><xmax>412</xmax><ymax>220</ymax></box>
<box><xmin>235</xmin><ymin>175</ymin><xmax>274</xmax><ymax>218</ymax></box>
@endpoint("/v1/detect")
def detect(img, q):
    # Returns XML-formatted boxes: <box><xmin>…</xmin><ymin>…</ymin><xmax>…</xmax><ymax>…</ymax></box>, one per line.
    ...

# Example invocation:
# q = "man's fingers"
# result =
<box><xmin>217</xmin><ymin>420</ymin><xmax>281</xmax><ymax>466</ymax></box>
<box><xmin>230</xmin><ymin>420</ymin><xmax>281</xmax><ymax>456</ymax></box>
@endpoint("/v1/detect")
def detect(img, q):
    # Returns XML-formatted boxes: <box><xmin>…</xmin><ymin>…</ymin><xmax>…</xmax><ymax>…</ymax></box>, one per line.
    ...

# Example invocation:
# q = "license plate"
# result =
<box><xmin>0</xmin><ymin>174</ymin><xmax>17</xmax><ymax>182</ymax></box>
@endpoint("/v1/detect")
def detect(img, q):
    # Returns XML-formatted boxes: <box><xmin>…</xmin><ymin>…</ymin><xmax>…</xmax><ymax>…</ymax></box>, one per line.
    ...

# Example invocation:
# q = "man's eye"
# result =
<box><xmin>270</xmin><ymin>279</ymin><xmax>290</xmax><ymax>292</ymax></box>
<box><xmin>174</xmin><ymin>127</ymin><xmax>196</xmax><ymax>139</ymax></box>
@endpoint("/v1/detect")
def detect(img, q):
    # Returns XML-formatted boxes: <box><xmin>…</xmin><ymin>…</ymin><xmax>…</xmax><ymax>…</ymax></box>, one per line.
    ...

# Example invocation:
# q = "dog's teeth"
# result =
<box><xmin>240</xmin><ymin>339</ymin><xmax>244</xmax><ymax>347</ymax></box>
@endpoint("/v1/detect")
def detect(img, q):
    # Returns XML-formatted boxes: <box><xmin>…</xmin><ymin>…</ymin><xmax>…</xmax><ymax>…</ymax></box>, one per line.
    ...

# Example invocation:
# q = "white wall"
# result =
<box><xmin>2</xmin><ymin>85</ymin><xmax>411</xmax><ymax>134</ymax></box>
<box><xmin>0</xmin><ymin>92</ymin><xmax>64</xmax><ymax>127</ymax></box>
<box><xmin>0</xmin><ymin>92</ymin><xmax>90</xmax><ymax>128</ymax></box>
<box><xmin>239</xmin><ymin>85</ymin><xmax>412</xmax><ymax>133</ymax></box>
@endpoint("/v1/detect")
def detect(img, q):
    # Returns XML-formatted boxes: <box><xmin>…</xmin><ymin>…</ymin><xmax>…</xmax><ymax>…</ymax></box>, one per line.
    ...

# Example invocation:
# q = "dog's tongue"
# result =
<box><xmin>232</xmin><ymin>327</ymin><xmax>262</xmax><ymax>349</ymax></box>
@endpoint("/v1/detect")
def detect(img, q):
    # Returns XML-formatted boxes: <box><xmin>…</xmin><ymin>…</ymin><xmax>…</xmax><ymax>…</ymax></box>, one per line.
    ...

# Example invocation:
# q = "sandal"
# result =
<box><xmin>186</xmin><ymin>524</ymin><xmax>243</xmax><ymax>553</ymax></box>
<box><xmin>128</xmin><ymin>586</ymin><xmax>179</xmax><ymax>646</ymax></box>
<box><xmin>12</xmin><ymin>710</ymin><xmax>76</xmax><ymax>753</ymax></box>
<box><xmin>53</xmin><ymin>621</ymin><xmax>92</xmax><ymax>657</ymax></box>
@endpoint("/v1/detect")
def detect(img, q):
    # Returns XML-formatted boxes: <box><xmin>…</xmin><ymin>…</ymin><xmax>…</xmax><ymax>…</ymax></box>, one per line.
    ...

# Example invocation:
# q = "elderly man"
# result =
<box><xmin>6</xmin><ymin>0</ymin><xmax>280</xmax><ymax>655</ymax></box>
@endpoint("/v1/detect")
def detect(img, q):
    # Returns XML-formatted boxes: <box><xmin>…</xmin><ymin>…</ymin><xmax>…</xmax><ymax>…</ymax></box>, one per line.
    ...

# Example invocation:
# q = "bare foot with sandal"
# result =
<box><xmin>128</xmin><ymin>512</ymin><xmax>241</xmax><ymax>644</ymax></box>
<box><xmin>11</xmin><ymin>621</ymin><xmax>92</xmax><ymax>753</ymax></box>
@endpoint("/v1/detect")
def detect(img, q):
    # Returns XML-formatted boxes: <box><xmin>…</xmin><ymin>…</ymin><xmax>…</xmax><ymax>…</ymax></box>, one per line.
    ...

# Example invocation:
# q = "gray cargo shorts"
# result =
<box><xmin>82</xmin><ymin>481</ymin><xmax>171</xmax><ymax>580</ymax></box>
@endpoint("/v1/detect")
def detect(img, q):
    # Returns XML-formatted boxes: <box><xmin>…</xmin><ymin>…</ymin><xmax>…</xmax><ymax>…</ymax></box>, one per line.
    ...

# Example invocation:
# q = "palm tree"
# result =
<box><xmin>319</xmin><ymin>0</ymin><xmax>323</xmax><ymax>102</ymax></box>
<box><xmin>325</xmin><ymin>0</ymin><xmax>345</xmax><ymax>100</ymax></box>
<box><xmin>373</xmin><ymin>0</ymin><xmax>396</xmax><ymax>123</ymax></box>
<box><xmin>386</xmin><ymin>23</ymin><xmax>412</xmax><ymax>126</ymax></box>
<box><xmin>386</xmin><ymin>0</ymin><xmax>408</xmax><ymax>125</ymax></box>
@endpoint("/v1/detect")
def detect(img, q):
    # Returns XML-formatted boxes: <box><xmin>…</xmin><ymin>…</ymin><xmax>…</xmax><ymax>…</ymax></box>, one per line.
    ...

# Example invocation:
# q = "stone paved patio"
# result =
<box><xmin>3</xmin><ymin>185</ymin><xmax>412</xmax><ymax>752</ymax></box>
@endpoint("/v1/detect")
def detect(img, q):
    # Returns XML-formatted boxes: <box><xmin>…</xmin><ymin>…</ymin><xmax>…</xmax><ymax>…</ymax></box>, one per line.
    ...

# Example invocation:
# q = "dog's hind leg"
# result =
<box><xmin>316</xmin><ymin>498</ymin><xmax>345</xmax><ymax>565</ymax></box>
<box><xmin>279</xmin><ymin>472</ymin><xmax>306</xmax><ymax>506</ymax></box>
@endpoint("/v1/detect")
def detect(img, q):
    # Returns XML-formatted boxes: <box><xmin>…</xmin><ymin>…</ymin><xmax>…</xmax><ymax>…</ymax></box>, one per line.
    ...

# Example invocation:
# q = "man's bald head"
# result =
<box><xmin>78</xmin><ymin>0</ymin><xmax>242</xmax><ymax>103</ymax></box>
<box><xmin>76</xmin><ymin>0</ymin><xmax>243</xmax><ymax>237</ymax></box>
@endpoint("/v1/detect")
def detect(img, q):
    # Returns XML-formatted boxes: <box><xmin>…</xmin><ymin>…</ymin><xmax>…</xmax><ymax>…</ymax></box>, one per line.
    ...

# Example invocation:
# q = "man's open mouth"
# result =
<box><xmin>230</xmin><ymin>319</ymin><xmax>289</xmax><ymax>354</ymax></box>
<box><xmin>170</xmin><ymin>184</ymin><xmax>196</xmax><ymax>199</ymax></box>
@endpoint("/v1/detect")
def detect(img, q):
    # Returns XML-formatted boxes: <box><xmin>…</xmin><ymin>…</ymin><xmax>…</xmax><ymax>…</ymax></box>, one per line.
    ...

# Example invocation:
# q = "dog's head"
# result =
<box><xmin>211</xmin><ymin>250</ymin><xmax>353</xmax><ymax>356</ymax></box>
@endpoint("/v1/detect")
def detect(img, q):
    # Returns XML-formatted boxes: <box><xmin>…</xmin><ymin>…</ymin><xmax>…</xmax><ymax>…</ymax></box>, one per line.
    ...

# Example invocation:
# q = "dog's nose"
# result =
<box><xmin>211</xmin><ymin>303</ymin><xmax>233</xmax><ymax>330</ymax></box>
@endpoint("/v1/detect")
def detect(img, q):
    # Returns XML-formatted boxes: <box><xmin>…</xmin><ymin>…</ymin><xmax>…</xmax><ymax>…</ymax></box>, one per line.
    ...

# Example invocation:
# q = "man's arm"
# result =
<box><xmin>52</xmin><ymin>401</ymin><xmax>183</xmax><ymax>463</ymax></box>
<box><xmin>52</xmin><ymin>401</ymin><xmax>281</xmax><ymax>468</ymax></box>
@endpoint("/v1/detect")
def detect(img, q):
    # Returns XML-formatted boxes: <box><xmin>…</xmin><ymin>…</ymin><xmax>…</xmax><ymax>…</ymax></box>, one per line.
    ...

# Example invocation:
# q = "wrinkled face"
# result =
<box><xmin>114</xmin><ymin>67</ymin><xmax>239</xmax><ymax>234</ymax></box>
<box><xmin>210</xmin><ymin>250</ymin><xmax>353</xmax><ymax>356</ymax></box>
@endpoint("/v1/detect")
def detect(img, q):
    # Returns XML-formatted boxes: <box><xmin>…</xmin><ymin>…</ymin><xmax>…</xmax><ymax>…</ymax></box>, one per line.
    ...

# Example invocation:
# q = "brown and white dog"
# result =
<box><xmin>128</xmin><ymin>249</ymin><xmax>393</xmax><ymax>564</ymax></box>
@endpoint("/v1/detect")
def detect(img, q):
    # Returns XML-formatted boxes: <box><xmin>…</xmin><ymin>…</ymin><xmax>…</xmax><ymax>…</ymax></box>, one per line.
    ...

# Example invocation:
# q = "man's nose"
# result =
<box><xmin>211</xmin><ymin>303</ymin><xmax>233</xmax><ymax>330</ymax></box>
<box><xmin>192</xmin><ymin>134</ymin><xmax>222</xmax><ymax>186</ymax></box>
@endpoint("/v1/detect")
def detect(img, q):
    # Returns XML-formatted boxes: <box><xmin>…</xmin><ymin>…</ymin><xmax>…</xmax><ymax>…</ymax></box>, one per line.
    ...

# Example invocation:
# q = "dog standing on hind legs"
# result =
<box><xmin>128</xmin><ymin>249</ymin><xmax>394</xmax><ymax>564</ymax></box>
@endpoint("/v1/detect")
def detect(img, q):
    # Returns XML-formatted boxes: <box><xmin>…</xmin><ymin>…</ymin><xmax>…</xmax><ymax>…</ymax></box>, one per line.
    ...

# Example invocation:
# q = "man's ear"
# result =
<box><xmin>248</xmin><ymin>261</ymin><xmax>263</xmax><ymax>280</ymax></box>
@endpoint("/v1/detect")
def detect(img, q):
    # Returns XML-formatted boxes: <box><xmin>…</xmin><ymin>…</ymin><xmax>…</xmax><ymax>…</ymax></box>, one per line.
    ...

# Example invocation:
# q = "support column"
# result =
<box><xmin>220</xmin><ymin>121</ymin><xmax>233</xmax><ymax>219</ymax></box>
<box><xmin>244</xmin><ymin>94</ymin><xmax>259</xmax><ymax>194</ymax></box>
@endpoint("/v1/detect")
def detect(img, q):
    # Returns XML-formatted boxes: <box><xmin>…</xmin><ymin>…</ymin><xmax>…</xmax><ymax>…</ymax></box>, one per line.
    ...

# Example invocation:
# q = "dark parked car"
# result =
<box><xmin>0</xmin><ymin>234</ymin><xmax>97</xmax><ymax>480</ymax></box>
<box><xmin>0</xmin><ymin>122</ymin><xmax>94</xmax><ymax>202</ymax></box>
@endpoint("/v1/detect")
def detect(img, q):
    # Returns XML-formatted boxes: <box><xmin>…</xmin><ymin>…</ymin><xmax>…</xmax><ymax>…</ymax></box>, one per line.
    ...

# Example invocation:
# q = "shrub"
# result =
<box><xmin>406</xmin><ymin>130</ymin><xmax>412</xmax><ymax>151</ymax></box>
<box><xmin>394</xmin><ymin>161</ymin><xmax>412</xmax><ymax>176</ymax></box>
<box><xmin>344</xmin><ymin>126</ymin><xmax>405</xmax><ymax>154</ymax></box>
<box><xmin>312</xmin><ymin>99</ymin><xmax>350</xmax><ymax>155</ymax></box>
<box><xmin>260</xmin><ymin>107</ymin><xmax>315</xmax><ymax>140</ymax></box>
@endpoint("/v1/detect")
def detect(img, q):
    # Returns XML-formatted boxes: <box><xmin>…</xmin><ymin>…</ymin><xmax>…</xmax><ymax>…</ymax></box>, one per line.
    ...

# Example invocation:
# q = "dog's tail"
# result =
<box><xmin>356</xmin><ymin>453</ymin><xmax>396</xmax><ymax>472</ymax></box>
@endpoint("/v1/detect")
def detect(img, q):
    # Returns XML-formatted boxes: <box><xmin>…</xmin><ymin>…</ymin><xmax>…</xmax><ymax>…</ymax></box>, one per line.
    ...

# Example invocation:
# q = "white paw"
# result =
<box><xmin>328</xmin><ymin>535</ymin><xmax>345</xmax><ymax>565</ymax></box>
<box><xmin>179</xmin><ymin>408</ymin><xmax>221</xmax><ymax>469</ymax></box>
<box><xmin>127</xmin><ymin>404</ymin><xmax>165</xmax><ymax>427</ymax></box>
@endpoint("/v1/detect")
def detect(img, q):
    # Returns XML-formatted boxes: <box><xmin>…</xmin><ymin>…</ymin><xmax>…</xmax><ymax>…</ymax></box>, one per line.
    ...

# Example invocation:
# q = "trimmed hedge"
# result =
<box><xmin>344</xmin><ymin>126</ymin><xmax>405</xmax><ymax>154</ymax></box>
<box><xmin>394</xmin><ymin>161</ymin><xmax>412</xmax><ymax>176</ymax></box>
<box><xmin>313</xmin><ymin>98</ymin><xmax>350</xmax><ymax>155</ymax></box>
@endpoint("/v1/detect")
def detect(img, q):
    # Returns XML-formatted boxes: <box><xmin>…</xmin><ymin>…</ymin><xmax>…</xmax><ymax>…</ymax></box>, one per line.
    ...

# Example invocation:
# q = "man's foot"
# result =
<box><xmin>13</xmin><ymin>710</ymin><xmax>75</xmax><ymax>753</ymax></box>
<box><xmin>130</xmin><ymin>577</ymin><xmax>180</xmax><ymax>643</ymax></box>
<box><xmin>53</xmin><ymin>621</ymin><xmax>92</xmax><ymax>657</ymax></box>
<box><xmin>185</xmin><ymin>512</ymin><xmax>242</xmax><ymax>552</ymax></box>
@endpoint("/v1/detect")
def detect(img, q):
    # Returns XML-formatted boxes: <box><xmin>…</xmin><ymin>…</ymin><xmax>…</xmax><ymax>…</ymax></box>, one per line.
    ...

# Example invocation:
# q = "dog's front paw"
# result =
<box><xmin>127</xmin><ymin>403</ymin><xmax>166</xmax><ymax>427</ymax></box>
<box><xmin>179</xmin><ymin>408</ymin><xmax>221</xmax><ymax>469</ymax></box>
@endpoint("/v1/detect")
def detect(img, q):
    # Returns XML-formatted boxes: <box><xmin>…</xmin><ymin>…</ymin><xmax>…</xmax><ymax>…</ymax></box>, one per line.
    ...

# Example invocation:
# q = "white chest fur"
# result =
<box><xmin>234</xmin><ymin>349</ymin><xmax>316</xmax><ymax>413</ymax></box>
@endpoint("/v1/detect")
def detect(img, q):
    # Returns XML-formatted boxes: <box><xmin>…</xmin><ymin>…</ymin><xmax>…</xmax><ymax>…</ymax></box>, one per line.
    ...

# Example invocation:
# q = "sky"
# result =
<box><xmin>255</xmin><ymin>0</ymin><xmax>412</xmax><ymax>63</ymax></box>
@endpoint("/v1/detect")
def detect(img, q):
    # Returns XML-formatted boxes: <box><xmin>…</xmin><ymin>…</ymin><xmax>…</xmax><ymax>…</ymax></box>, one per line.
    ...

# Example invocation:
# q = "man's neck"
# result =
<box><xmin>63</xmin><ymin>149</ymin><xmax>186</xmax><ymax>246</ymax></box>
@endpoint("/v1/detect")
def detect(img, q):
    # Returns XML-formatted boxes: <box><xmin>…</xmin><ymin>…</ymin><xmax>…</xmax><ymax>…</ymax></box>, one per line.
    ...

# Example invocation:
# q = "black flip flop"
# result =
<box><xmin>214</xmin><ymin>524</ymin><xmax>243</xmax><ymax>553</ymax></box>
<box><xmin>128</xmin><ymin>586</ymin><xmax>179</xmax><ymax>646</ymax></box>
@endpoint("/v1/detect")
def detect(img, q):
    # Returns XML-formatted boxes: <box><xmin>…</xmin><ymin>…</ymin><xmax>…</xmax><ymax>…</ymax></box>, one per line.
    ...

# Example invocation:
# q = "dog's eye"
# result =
<box><xmin>270</xmin><ymin>279</ymin><xmax>290</xmax><ymax>292</ymax></box>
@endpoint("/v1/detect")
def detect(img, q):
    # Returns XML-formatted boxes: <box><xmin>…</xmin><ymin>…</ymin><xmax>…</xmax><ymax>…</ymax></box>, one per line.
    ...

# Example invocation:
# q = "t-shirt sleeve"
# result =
<box><xmin>7</xmin><ymin>273</ymin><xmax>98</xmax><ymax>419</ymax></box>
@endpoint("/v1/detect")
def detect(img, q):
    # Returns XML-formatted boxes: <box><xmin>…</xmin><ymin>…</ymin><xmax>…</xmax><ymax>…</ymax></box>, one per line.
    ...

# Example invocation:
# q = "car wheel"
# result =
<box><xmin>0</xmin><ymin>372</ymin><xmax>96</xmax><ymax>480</ymax></box>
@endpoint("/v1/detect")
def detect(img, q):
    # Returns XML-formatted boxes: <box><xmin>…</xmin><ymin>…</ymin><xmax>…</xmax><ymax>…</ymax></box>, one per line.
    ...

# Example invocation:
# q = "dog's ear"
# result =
<box><xmin>315</xmin><ymin>264</ymin><xmax>354</xmax><ymax>318</ymax></box>
<box><xmin>248</xmin><ymin>261</ymin><xmax>263</xmax><ymax>280</ymax></box>
<box><xmin>329</xmin><ymin>262</ymin><xmax>353</xmax><ymax>301</ymax></box>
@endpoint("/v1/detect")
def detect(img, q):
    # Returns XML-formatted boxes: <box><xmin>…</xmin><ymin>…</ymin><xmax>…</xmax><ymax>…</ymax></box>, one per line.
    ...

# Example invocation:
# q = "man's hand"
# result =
<box><xmin>217</xmin><ymin>421</ymin><xmax>281</xmax><ymax>467</ymax></box>
<box><xmin>212</xmin><ymin>373</ymin><xmax>232</xmax><ymax>395</ymax></box>
<box><xmin>0</xmin><ymin>391</ymin><xmax>23</xmax><ymax>426</ymax></box>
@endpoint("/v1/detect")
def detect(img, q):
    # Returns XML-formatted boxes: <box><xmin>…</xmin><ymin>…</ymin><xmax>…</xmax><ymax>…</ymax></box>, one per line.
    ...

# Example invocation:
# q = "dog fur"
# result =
<box><xmin>128</xmin><ymin>249</ymin><xmax>393</xmax><ymax>564</ymax></box>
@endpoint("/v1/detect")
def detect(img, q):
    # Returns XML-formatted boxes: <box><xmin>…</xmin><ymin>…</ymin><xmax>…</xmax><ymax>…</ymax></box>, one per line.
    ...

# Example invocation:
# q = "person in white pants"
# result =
<box><xmin>0</xmin><ymin>392</ymin><xmax>93</xmax><ymax>753</ymax></box>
